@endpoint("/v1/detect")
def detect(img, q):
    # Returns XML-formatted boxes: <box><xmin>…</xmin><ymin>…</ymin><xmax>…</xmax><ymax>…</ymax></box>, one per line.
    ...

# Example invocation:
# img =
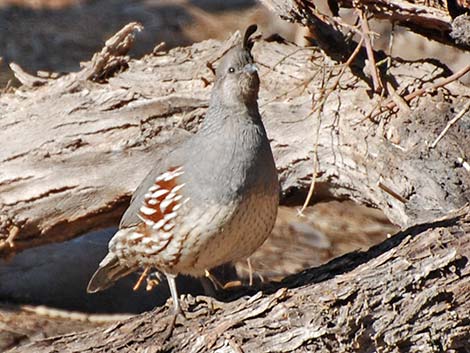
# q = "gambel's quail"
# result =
<box><xmin>87</xmin><ymin>25</ymin><xmax>279</xmax><ymax>318</ymax></box>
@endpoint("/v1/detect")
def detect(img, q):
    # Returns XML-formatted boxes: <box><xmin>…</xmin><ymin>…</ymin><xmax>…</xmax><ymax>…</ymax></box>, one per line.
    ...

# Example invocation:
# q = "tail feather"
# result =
<box><xmin>87</xmin><ymin>254</ymin><xmax>136</xmax><ymax>293</ymax></box>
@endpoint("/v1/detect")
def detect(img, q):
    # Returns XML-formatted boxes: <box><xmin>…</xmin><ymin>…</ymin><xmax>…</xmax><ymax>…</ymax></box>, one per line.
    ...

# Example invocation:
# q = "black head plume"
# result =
<box><xmin>210</xmin><ymin>24</ymin><xmax>260</xmax><ymax>106</ymax></box>
<box><xmin>243</xmin><ymin>24</ymin><xmax>258</xmax><ymax>51</ymax></box>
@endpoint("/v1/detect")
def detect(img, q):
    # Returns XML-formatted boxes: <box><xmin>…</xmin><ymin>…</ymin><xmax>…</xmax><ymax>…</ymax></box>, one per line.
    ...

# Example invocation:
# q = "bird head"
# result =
<box><xmin>212</xmin><ymin>24</ymin><xmax>259</xmax><ymax>107</ymax></box>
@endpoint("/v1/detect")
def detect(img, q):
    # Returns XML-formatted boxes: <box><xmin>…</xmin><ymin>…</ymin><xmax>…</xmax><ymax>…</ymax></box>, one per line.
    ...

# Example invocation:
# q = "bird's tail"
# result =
<box><xmin>87</xmin><ymin>253</ymin><xmax>136</xmax><ymax>293</ymax></box>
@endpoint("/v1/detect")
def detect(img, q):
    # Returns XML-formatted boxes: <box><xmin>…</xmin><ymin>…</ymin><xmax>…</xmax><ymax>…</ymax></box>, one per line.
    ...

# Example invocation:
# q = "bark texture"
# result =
<box><xmin>260</xmin><ymin>0</ymin><xmax>470</xmax><ymax>50</ymax></box>
<box><xmin>8</xmin><ymin>205</ymin><xmax>470</xmax><ymax>352</ymax></box>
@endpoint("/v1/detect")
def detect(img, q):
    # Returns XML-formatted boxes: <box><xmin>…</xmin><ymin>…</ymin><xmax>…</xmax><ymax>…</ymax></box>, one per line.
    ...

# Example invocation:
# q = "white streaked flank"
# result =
<box><xmin>160</xmin><ymin>197</ymin><xmax>174</xmax><ymax>212</ymax></box>
<box><xmin>172</xmin><ymin>203</ymin><xmax>182</xmax><ymax>211</ymax></box>
<box><xmin>164</xmin><ymin>212</ymin><xmax>178</xmax><ymax>221</ymax></box>
<box><xmin>140</xmin><ymin>205</ymin><xmax>157</xmax><ymax>215</ymax></box>
<box><xmin>152</xmin><ymin>218</ymin><xmax>166</xmax><ymax>230</ymax></box>
<box><xmin>163</xmin><ymin>223</ymin><xmax>175</xmax><ymax>231</ymax></box>
<box><xmin>149</xmin><ymin>185</ymin><xmax>160</xmax><ymax>192</ymax></box>
<box><xmin>143</xmin><ymin>218</ymin><xmax>155</xmax><ymax>226</ymax></box>
<box><xmin>151</xmin><ymin>189</ymin><xmax>169</xmax><ymax>198</ymax></box>
<box><xmin>128</xmin><ymin>232</ymin><xmax>144</xmax><ymax>240</ymax></box>
<box><xmin>172</xmin><ymin>183</ymin><xmax>185</xmax><ymax>192</ymax></box>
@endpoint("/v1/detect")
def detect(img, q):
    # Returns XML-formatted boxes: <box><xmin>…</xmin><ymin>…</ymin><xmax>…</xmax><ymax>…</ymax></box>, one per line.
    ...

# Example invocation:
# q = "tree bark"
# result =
<box><xmin>260</xmin><ymin>0</ymin><xmax>470</xmax><ymax>51</ymax></box>
<box><xmin>8</xmin><ymin>205</ymin><xmax>470</xmax><ymax>352</ymax></box>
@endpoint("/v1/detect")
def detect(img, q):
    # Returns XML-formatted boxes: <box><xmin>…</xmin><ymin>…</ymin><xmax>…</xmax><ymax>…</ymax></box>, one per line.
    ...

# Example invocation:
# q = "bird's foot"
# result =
<box><xmin>162</xmin><ymin>306</ymin><xmax>186</xmax><ymax>342</ymax></box>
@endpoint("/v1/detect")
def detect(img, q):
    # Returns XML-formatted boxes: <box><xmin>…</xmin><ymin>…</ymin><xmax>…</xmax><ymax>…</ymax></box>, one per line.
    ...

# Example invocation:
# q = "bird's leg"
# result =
<box><xmin>200</xmin><ymin>269</ymin><xmax>227</xmax><ymax>297</ymax></box>
<box><xmin>204</xmin><ymin>269</ymin><xmax>224</xmax><ymax>290</ymax></box>
<box><xmin>146</xmin><ymin>270</ymin><xmax>162</xmax><ymax>291</ymax></box>
<box><xmin>247</xmin><ymin>258</ymin><xmax>253</xmax><ymax>286</ymax></box>
<box><xmin>162</xmin><ymin>273</ymin><xmax>185</xmax><ymax>341</ymax></box>
<box><xmin>132</xmin><ymin>267</ymin><xmax>150</xmax><ymax>291</ymax></box>
<box><xmin>167</xmin><ymin>273</ymin><xmax>182</xmax><ymax>316</ymax></box>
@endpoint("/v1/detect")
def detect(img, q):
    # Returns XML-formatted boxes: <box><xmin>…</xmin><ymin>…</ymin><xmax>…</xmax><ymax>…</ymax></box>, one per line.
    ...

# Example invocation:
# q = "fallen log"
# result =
<box><xmin>1</xmin><ymin>23</ymin><xmax>469</xmax><ymax>255</ymax></box>
<box><xmin>8</xmin><ymin>205</ymin><xmax>470</xmax><ymax>352</ymax></box>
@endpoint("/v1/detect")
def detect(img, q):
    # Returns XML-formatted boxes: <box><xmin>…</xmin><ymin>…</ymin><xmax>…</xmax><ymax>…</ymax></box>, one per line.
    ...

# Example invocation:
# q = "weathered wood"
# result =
<box><xmin>8</xmin><ymin>205</ymin><xmax>470</xmax><ymax>352</ymax></box>
<box><xmin>1</xmin><ymin>23</ymin><xmax>469</xmax><ymax>255</ymax></box>
<box><xmin>261</xmin><ymin>0</ymin><xmax>470</xmax><ymax>51</ymax></box>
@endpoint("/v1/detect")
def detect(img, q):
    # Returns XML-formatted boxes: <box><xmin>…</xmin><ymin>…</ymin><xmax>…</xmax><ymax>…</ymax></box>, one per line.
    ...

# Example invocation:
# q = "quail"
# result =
<box><xmin>87</xmin><ymin>25</ymin><xmax>279</xmax><ymax>317</ymax></box>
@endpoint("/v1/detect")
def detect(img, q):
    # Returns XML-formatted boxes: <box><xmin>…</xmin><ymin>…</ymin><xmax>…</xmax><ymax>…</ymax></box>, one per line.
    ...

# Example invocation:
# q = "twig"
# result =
<box><xmin>247</xmin><ymin>258</ymin><xmax>253</xmax><ymax>286</ymax></box>
<box><xmin>385</xmin><ymin>64</ymin><xmax>470</xmax><ymax>111</ymax></box>
<box><xmin>386</xmin><ymin>81</ymin><xmax>411</xmax><ymax>114</ymax></box>
<box><xmin>0</xmin><ymin>225</ymin><xmax>19</xmax><ymax>251</ymax></box>
<box><xmin>205</xmin><ymin>269</ymin><xmax>225</xmax><ymax>290</ymax></box>
<box><xmin>457</xmin><ymin>157</ymin><xmax>470</xmax><ymax>172</ymax></box>
<box><xmin>21</xmin><ymin>305</ymin><xmax>133</xmax><ymax>322</ymax></box>
<box><xmin>377</xmin><ymin>181</ymin><xmax>407</xmax><ymax>203</ymax></box>
<box><xmin>152</xmin><ymin>42</ymin><xmax>166</xmax><ymax>55</ymax></box>
<box><xmin>387</xmin><ymin>22</ymin><xmax>396</xmax><ymax>68</ymax></box>
<box><xmin>299</xmin><ymin>125</ymin><xmax>321</xmax><ymax>215</ymax></box>
<box><xmin>367</xmin><ymin>64</ymin><xmax>470</xmax><ymax>119</ymax></box>
<box><xmin>226</xmin><ymin>336</ymin><xmax>245</xmax><ymax>353</ymax></box>
<box><xmin>431</xmin><ymin>101</ymin><xmax>470</xmax><ymax>148</ymax></box>
<box><xmin>9</xmin><ymin>63</ymin><xmax>49</xmax><ymax>87</ymax></box>
<box><xmin>326</xmin><ymin>37</ymin><xmax>365</xmax><ymax>97</ymax></box>
<box><xmin>270</xmin><ymin>46</ymin><xmax>315</xmax><ymax>71</ymax></box>
<box><xmin>299</xmin><ymin>38</ymin><xmax>364</xmax><ymax>214</ymax></box>
<box><xmin>79</xmin><ymin>22</ymin><xmax>143</xmax><ymax>81</ymax></box>
<box><xmin>358</xmin><ymin>9</ymin><xmax>383</xmax><ymax>93</ymax></box>
<box><xmin>260</xmin><ymin>72</ymin><xmax>318</xmax><ymax>108</ymax></box>
<box><xmin>401</xmin><ymin>65</ymin><xmax>470</xmax><ymax>103</ymax></box>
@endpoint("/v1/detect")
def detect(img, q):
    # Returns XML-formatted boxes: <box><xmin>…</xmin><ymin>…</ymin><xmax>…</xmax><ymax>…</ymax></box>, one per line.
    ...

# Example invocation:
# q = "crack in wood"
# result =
<box><xmin>3</xmin><ymin>186</ymin><xmax>77</xmax><ymax>206</ymax></box>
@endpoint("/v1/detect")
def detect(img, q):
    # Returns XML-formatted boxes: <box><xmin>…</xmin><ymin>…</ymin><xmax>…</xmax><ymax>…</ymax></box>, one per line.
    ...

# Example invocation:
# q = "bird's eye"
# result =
<box><xmin>228</xmin><ymin>67</ymin><xmax>235</xmax><ymax>73</ymax></box>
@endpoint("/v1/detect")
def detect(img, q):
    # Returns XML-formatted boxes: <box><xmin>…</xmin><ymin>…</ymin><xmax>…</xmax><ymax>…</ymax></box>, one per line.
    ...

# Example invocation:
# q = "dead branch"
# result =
<box><xmin>431</xmin><ymin>100</ymin><xmax>470</xmax><ymax>148</ymax></box>
<box><xmin>261</xmin><ymin>0</ymin><xmax>470</xmax><ymax>51</ymax></box>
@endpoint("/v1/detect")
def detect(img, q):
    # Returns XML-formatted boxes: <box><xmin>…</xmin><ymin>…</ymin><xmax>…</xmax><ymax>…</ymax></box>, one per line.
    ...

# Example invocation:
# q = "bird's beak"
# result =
<box><xmin>243</xmin><ymin>63</ymin><xmax>258</xmax><ymax>74</ymax></box>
